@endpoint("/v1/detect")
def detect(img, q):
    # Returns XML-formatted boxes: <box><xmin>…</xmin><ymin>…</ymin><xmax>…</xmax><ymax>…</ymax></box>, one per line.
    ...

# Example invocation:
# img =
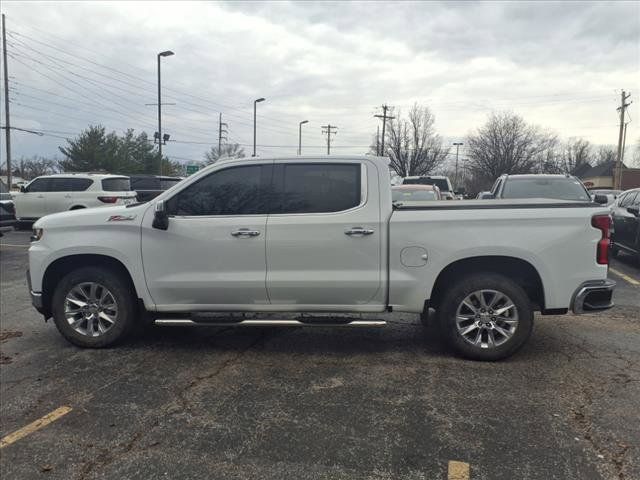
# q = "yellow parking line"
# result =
<box><xmin>0</xmin><ymin>406</ymin><xmax>72</xmax><ymax>449</ymax></box>
<box><xmin>610</xmin><ymin>268</ymin><xmax>640</xmax><ymax>286</ymax></box>
<box><xmin>448</xmin><ymin>460</ymin><xmax>470</xmax><ymax>480</ymax></box>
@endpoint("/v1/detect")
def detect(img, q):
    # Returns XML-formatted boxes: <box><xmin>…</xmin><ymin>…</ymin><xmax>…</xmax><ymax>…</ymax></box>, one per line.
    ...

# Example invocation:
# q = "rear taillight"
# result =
<box><xmin>98</xmin><ymin>196</ymin><xmax>119</xmax><ymax>203</ymax></box>
<box><xmin>591</xmin><ymin>214</ymin><xmax>611</xmax><ymax>265</ymax></box>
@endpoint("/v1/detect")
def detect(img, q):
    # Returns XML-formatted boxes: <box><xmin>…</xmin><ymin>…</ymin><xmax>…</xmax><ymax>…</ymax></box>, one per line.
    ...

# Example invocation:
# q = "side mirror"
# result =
<box><xmin>627</xmin><ymin>205</ymin><xmax>640</xmax><ymax>217</ymax></box>
<box><xmin>594</xmin><ymin>194</ymin><xmax>608</xmax><ymax>205</ymax></box>
<box><xmin>20</xmin><ymin>185</ymin><xmax>26</xmax><ymax>193</ymax></box>
<box><xmin>152</xmin><ymin>200</ymin><xmax>169</xmax><ymax>230</ymax></box>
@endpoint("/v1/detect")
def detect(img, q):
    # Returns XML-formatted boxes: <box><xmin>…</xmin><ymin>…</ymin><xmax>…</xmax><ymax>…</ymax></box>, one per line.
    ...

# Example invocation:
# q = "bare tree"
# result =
<box><xmin>560</xmin><ymin>138</ymin><xmax>592</xmax><ymax>174</ymax></box>
<box><xmin>385</xmin><ymin>104</ymin><xmax>449</xmax><ymax>177</ymax></box>
<box><xmin>594</xmin><ymin>146</ymin><xmax>616</xmax><ymax>166</ymax></box>
<box><xmin>18</xmin><ymin>156</ymin><xmax>59</xmax><ymax>179</ymax></box>
<box><xmin>204</xmin><ymin>143</ymin><xmax>245</xmax><ymax>164</ymax></box>
<box><xmin>466</xmin><ymin>112</ymin><xmax>557</xmax><ymax>183</ymax></box>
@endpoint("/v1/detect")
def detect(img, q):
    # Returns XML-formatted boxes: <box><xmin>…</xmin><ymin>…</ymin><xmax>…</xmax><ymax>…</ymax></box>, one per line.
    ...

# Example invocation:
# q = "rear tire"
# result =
<box><xmin>52</xmin><ymin>267</ymin><xmax>136</xmax><ymax>348</ymax></box>
<box><xmin>437</xmin><ymin>273</ymin><xmax>533</xmax><ymax>361</ymax></box>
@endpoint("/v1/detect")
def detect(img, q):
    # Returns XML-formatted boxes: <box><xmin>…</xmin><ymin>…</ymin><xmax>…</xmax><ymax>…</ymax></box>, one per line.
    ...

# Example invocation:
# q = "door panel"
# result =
<box><xmin>16</xmin><ymin>178</ymin><xmax>49</xmax><ymax>219</ymax></box>
<box><xmin>141</xmin><ymin>163</ymin><xmax>272</xmax><ymax>309</ymax></box>
<box><xmin>266</xmin><ymin>162</ymin><xmax>383</xmax><ymax>307</ymax></box>
<box><xmin>142</xmin><ymin>215</ymin><xmax>268</xmax><ymax>307</ymax></box>
<box><xmin>45</xmin><ymin>178</ymin><xmax>75</xmax><ymax>214</ymax></box>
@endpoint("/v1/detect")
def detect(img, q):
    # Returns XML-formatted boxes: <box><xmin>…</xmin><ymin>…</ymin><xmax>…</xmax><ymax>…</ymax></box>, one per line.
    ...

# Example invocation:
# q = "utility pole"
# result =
<box><xmin>376</xmin><ymin>125</ymin><xmax>380</xmax><ymax>156</ymax></box>
<box><xmin>374</xmin><ymin>104</ymin><xmax>394</xmax><ymax>157</ymax></box>
<box><xmin>614</xmin><ymin>90</ymin><xmax>632</xmax><ymax>189</ymax></box>
<box><xmin>321</xmin><ymin>124</ymin><xmax>337</xmax><ymax>155</ymax></box>
<box><xmin>2</xmin><ymin>14</ymin><xmax>11</xmax><ymax>190</ymax></box>
<box><xmin>218</xmin><ymin>113</ymin><xmax>227</xmax><ymax>153</ymax></box>
<box><xmin>453</xmin><ymin>142</ymin><xmax>463</xmax><ymax>189</ymax></box>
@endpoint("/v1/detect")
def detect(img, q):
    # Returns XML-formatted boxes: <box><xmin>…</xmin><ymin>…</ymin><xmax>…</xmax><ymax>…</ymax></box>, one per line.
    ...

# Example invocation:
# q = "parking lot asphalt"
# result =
<box><xmin>1</xmin><ymin>230</ymin><xmax>638</xmax><ymax>480</ymax></box>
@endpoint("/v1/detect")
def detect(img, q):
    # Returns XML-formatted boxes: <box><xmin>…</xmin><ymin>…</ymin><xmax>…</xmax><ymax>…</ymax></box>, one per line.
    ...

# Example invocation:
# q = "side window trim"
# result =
<box><xmin>270</xmin><ymin>161</ymin><xmax>367</xmax><ymax>216</ymax></box>
<box><xmin>167</xmin><ymin>163</ymin><xmax>273</xmax><ymax>218</ymax></box>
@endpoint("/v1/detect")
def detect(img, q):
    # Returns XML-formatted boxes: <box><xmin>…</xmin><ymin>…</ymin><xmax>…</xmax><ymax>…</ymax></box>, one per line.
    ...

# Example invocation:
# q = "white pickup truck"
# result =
<box><xmin>27</xmin><ymin>156</ymin><xmax>615</xmax><ymax>360</ymax></box>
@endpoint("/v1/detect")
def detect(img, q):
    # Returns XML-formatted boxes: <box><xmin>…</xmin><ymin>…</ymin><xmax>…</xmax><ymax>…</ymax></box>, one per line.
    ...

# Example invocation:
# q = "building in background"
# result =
<box><xmin>576</xmin><ymin>161</ymin><xmax>640</xmax><ymax>190</ymax></box>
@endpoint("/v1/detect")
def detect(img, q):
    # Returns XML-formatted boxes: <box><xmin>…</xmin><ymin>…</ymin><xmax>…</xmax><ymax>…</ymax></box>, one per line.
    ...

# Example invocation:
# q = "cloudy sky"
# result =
<box><xmin>1</xmin><ymin>0</ymin><xmax>639</xmax><ymax>166</ymax></box>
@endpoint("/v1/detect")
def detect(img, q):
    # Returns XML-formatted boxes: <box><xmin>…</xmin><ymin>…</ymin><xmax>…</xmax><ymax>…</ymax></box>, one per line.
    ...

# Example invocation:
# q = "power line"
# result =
<box><xmin>7</xmin><ymin>26</ymin><xmax>302</xmax><ymax>126</ymax></box>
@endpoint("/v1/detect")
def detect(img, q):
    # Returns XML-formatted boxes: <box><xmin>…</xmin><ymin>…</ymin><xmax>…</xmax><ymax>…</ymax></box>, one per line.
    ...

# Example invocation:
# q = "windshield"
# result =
<box><xmin>102</xmin><ymin>177</ymin><xmax>131</xmax><ymax>192</ymax></box>
<box><xmin>502</xmin><ymin>177</ymin><xmax>590</xmax><ymax>201</ymax></box>
<box><xmin>403</xmin><ymin>177</ymin><xmax>450</xmax><ymax>192</ymax></box>
<box><xmin>393</xmin><ymin>188</ymin><xmax>438</xmax><ymax>201</ymax></box>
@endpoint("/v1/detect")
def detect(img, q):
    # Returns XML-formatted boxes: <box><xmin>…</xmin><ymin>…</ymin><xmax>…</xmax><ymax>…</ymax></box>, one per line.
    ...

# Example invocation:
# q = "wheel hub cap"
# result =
<box><xmin>64</xmin><ymin>282</ymin><xmax>118</xmax><ymax>337</ymax></box>
<box><xmin>455</xmin><ymin>289</ymin><xmax>519</xmax><ymax>349</ymax></box>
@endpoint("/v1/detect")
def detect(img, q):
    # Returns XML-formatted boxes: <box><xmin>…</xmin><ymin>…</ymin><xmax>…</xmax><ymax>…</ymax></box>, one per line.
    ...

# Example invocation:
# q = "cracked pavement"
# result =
<box><xmin>1</xmin><ymin>230</ymin><xmax>639</xmax><ymax>479</ymax></box>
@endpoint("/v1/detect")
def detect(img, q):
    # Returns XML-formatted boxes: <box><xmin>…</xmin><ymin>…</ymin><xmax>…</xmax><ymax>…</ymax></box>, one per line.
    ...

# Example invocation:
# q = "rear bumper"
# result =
<box><xmin>571</xmin><ymin>279</ymin><xmax>616</xmax><ymax>314</ymax></box>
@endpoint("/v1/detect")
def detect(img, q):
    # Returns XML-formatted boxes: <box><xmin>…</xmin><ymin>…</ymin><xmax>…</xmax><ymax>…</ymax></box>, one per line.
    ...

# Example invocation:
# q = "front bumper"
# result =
<box><xmin>571</xmin><ymin>279</ymin><xmax>616</xmax><ymax>314</ymax></box>
<box><xmin>27</xmin><ymin>269</ymin><xmax>44</xmax><ymax>313</ymax></box>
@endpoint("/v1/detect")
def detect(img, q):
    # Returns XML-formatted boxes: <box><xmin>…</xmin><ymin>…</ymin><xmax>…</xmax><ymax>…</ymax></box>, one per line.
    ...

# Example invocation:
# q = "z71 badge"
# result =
<box><xmin>108</xmin><ymin>215</ymin><xmax>137</xmax><ymax>222</ymax></box>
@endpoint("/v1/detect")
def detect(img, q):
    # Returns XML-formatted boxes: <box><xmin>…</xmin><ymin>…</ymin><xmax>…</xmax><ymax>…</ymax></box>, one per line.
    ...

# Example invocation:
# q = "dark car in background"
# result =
<box><xmin>0</xmin><ymin>180</ymin><xmax>17</xmax><ymax>236</ymax></box>
<box><xmin>589</xmin><ymin>189</ymin><xmax>622</xmax><ymax>206</ymax></box>
<box><xmin>129</xmin><ymin>175</ymin><xmax>183</xmax><ymax>202</ymax></box>
<box><xmin>481</xmin><ymin>174</ymin><xmax>603</xmax><ymax>203</ymax></box>
<box><xmin>610</xmin><ymin>188</ymin><xmax>640</xmax><ymax>264</ymax></box>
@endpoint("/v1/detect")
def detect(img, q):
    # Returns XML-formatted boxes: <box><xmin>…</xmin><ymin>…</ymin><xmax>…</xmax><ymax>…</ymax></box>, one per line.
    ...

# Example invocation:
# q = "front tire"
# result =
<box><xmin>437</xmin><ymin>273</ymin><xmax>533</xmax><ymax>361</ymax></box>
<box><xmin>52</xmin><ymin>267</ymin><xmax>136</xmax><ymax>348</ymax></box>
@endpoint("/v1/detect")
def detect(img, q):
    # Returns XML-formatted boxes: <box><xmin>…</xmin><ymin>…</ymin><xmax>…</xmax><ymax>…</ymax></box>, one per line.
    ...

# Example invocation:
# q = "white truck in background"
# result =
<box><xmin>27</xmin><ymin>156</ymin><xmax>615</xmax><ymax>360</ymax></box>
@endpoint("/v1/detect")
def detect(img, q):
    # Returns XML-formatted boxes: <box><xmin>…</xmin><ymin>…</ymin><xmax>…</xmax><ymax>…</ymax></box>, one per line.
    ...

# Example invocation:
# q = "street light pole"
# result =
<box><xmin>157</xmin><ymin>50</ymin><xmax>174</xmax><ymax>175</ymax></box>
<box><xmin>253</xmin><ymin>97</ymin><xmax>265</xmax><ymax>157</ymax></box>
<box><xmin>298</xmin><ymin>120</ymin><xmax>308</xmax><ymax>155</ymax></box>
<box><xmin>453</xmin><ymin>142</ymin><xmax>463</xmax><ymax>188</ymax></box>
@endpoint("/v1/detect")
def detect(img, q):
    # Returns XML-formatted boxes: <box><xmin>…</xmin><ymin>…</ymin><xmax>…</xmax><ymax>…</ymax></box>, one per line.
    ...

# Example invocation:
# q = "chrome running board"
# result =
<box><xmin>154</xmin><ymin>319</ymin><xmax>387</xmax><ymax>327</ymax></box>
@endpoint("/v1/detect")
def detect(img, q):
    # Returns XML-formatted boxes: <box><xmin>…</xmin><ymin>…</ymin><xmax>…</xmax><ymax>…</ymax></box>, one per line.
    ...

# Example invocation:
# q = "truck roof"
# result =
<box><xmin>210</xmin><ymin>155</ymin><xmax>391</xmax><ymax>173</ymax></box>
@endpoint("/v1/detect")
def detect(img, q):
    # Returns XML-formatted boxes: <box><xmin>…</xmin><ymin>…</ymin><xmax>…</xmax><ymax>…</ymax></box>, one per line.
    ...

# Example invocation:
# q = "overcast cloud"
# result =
<box><xmin>1</xmin><ymin>0</ymin><xmax>638</xmax><ymax>165</ymax></box>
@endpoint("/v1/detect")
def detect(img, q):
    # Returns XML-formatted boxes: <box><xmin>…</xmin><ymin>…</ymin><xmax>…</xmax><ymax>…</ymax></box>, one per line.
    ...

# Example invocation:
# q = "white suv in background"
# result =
<box><xmin>14</xmin><ymin>173</ymin><xmax>137</xmax><ymax>224</ymax></box>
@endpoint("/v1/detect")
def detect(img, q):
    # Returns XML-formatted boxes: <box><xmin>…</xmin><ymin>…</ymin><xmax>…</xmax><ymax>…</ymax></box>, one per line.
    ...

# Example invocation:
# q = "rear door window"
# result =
<box><xmin>274</xmin><ymin>163</ymin><xmax>361</xmax><ymax>214</ymax></box>
<box><xmin>102</xmin><ymin>177</ymin><xmax>131</xmax><ymax>192</ymax></box>
<box><xmin>70</xmin><ymin>178</ymin><xmax>93</xmax><ymax>191</ymax></box>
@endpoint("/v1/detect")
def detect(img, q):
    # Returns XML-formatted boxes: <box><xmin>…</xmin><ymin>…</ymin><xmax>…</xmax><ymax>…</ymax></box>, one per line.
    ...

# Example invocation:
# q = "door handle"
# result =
<box><xmin>37</xmin><ymin>195</ymin><xmax>45</xmax><ymax>198</ymax></box>
<box><xmin>345</xmin><ymin>227</ymin><xmax>374</xmax><ymax>236</ymax></box>
<box><xmin>231</xmin><ymin>229</ymin><xmax>261</xmax><ymax>237</ymax></box>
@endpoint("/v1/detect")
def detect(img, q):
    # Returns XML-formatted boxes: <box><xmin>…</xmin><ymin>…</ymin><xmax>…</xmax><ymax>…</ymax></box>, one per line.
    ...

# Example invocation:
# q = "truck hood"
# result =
<box><xmin>34</xmin><ymin>203</ymin><xmax>149</xmax><ymax>229</ymax></box>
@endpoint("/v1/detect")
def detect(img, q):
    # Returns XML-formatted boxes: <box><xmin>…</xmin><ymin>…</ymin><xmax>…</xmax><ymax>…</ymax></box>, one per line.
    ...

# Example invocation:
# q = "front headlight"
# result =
<box><xmin>31</xmin><ymin>228</ymin><xmax>43</xmax><ymax>242</ymax></box>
